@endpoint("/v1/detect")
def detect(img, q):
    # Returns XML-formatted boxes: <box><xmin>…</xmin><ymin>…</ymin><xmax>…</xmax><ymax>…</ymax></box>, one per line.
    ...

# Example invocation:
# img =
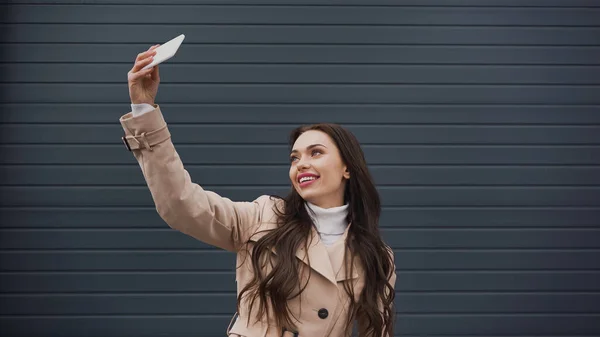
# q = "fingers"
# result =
<box><xmin>129</xmin><ymin>66</ymin><xmax>155</xmax><ymax>81</ymax></box>
<box><xmin>135</xmin><ymin>44</ymin><xmax>160</xmax><ymax>61</ymax></box>
<box><xmin>132</xmin><ymin>55</ymin><xmax>155</xmax><ymax>73</ymax></box>
<box><xmin>133</xmin><ymin>44</ymin><xmax>160</xmax><ymax>67</ymax></box>
<box><xmin>129</xmin><ymin>44</ymin><xmax>161</xmax><ymax>80</ymax></box>
<box><xmin>132</xmin><ymin>47</ymin><xmax>159</xmax><ymax>73</ymax></box>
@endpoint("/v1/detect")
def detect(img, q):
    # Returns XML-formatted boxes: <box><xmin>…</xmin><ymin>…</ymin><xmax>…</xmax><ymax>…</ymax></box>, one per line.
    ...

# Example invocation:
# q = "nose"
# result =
<box><xmin>296</xmin><ymin>157</ymin><xmax>311</xmax><ymax>170</ymax></box>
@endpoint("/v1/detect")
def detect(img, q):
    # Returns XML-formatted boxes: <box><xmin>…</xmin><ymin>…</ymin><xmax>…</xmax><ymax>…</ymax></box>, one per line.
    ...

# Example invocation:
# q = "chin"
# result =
<box><xmin>296</xmin><ymin>189</ymin><xmax>317</xmax><ymax>202</ymax></box>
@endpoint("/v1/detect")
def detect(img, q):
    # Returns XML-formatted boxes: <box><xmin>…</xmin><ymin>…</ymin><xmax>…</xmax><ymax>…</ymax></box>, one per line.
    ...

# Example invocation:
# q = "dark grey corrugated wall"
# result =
<box><xmin>1</xmin><ymin>0</ymin><xmax>600</xmax><ymax>336</ymax></box>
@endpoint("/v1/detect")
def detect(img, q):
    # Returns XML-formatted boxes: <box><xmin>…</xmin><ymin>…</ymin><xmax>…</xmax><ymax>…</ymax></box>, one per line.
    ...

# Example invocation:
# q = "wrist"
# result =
<box><xmin>131</xmin><ymin>101</ymin><xmax>154</xmax><ymax>105</ymax></box>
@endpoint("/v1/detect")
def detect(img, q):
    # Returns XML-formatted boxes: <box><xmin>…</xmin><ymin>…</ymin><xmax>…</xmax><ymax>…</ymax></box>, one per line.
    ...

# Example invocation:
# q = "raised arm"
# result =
<box><xmin>123</xmin><ymin>45</ymin><xmax>269</xmax><ymax>251</ymax></box>
<box><xmin>120</xmin><ymin>104</ymin><xmax>267</xmax><ymax>252</ymax></box>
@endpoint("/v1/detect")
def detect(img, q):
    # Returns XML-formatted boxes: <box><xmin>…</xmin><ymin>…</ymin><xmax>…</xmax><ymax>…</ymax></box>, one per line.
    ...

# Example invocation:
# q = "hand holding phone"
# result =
<box><xmin>142</xmin><ymin>34</ymin><xmax>185</xmax><ymax>70</ymax></box>
<box><xmin>127</xmin><ymin>34</ymin><xmax>185</xmax><ymax>105</ymax></box>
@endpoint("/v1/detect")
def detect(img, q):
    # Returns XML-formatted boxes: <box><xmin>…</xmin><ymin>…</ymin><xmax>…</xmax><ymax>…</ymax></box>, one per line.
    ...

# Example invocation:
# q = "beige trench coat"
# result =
<box><xmin>119</xmin><ymin>105</ymin><xmax>397</xmax><ymax>337</ymax></box>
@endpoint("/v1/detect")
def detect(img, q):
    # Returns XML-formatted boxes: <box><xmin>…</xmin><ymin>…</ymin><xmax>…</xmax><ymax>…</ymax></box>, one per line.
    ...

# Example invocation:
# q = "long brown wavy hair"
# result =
<box><xmin>236</xmin><ymin>123</ymin><xmax>396</xmax><ymax>336</ymax></box>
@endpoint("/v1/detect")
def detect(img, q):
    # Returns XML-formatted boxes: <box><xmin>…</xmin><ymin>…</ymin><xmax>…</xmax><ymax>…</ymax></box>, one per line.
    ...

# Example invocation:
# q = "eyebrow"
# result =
<box><xmin>290</xmin><ymin>143</ymin><xmax>327</xmax><ymax>154</ymax></box>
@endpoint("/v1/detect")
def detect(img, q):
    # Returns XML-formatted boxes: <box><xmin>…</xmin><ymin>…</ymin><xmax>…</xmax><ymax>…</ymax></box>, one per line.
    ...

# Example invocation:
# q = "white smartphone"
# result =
<box><xmin>142</xmin><ymin>34</ymin><xmax>185</xmax><ymax>70</ymax></box>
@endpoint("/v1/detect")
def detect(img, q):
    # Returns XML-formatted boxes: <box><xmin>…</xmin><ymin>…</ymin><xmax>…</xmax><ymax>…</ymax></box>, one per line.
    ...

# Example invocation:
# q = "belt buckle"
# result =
<box><xmin>122</xmin><ymin>136</ymin><xmax>132</xmax><ymax>151</ymax></box>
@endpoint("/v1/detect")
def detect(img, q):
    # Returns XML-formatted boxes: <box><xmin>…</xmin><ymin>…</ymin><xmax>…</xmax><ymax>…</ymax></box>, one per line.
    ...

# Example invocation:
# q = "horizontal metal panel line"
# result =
<box><xmin>4</xmin><ymin>311</ymin><xmax>600</xmax><ymax>316</ymax></box>
<box><xmin>6</xmin><ymin>123</ymin><xmax>600</xmax><ymax>127</ymax></box>
<box><xmin>3</xmin><ymin>227</ymin><xmax>599</xmax><ymax>230</ymax></box>
<box><xmin>4</xmin><ymin>42</ymin><xmax>600</xmax><ymax>47</ymax></box>
<box><xmin>3</xmin><ymin>291</ymin><xmax>600</xmax><ymax>295</ymax></box>
<box><xmin>0</xmin><ymin>269</ymin><xmax>239</xmax><ymax>273</ymax></box>
<box><xmin>8</xmin><ymin>83</ymin><xmax>600</xmax><ymax>87</ymax></box>
<box><xmin>3</xmin><ymin>228</ymin><xmax>600</xmax><ymax>232</ymax></box>
<box><xmin>5</xmin><ymin>3</ymin><xmax>600</xmax><ymax>7</ymax></box>
<box><xmin>1</xmin><ymin>313</ymin><xmax>599</xmax><ymax>318</ymax></box>
<box><xmin>9</xmin><ymin>102</ymin><xmax>600</xmax><ymax>106</ymax></box>
<box><xmin>9</xmin><ymin>82</ymin><xmax>600</xmax><ymax>86</ymax></box>
<box><xmin>60</xmin><ymin>122</ymin><xmax>600</xmax><ymax>126</ymax></box>
<box><xmin>2</xmin><ymin>206</ymin><xmax>599</xmax><ymax>210</ymax></box>
<box><xmin>4</xmin><ymin>102</ymin><xmax>600</xmax><ymax>106</ymax></box>
<box><xmin>100</xmin><ymin>64</ymin><xmax>600</xmax><ymax>69</ymax></box>
<box><xmin>2</xmin><ymin>270</ymin><xmax>598</xmax><ymax>275</ymax></box>
<box><xmin>3</xmin><ymin>164</ymin><xmax>600</xmax><ymax>168</ymax></box>
<box><xmin>6</xmin><ymin>23</ymin><xmax>600</xmax><ymax>28</ymax></box>
<box><xmin>5</xmin><ymin>227</ymin><xmax>600</xmax><ymax>232</ymax></box>
<box><xmin>4</xmin><ymin>184</ymin><xmax>600</xmax><ymax>188</ymax></box>
<box><xmin>4</xmin><ymin>144</ymin><xmax>600</xmax><ymax>148</ymax></box>
<box><xmin>0</xmin><ymin>292</ymin><xmax>241</xmax><ymax>296</ymax></box>
<box><xmin>7</xmin><ymin>61</ymin><xmax>600</xmax><ymax>66</ymax></box>
<box><xmin>0</xmin><ymin>101</ymin><xmax>600</xmax><ymax>108</ymax></box>
<box><xmin>3</xmin><ymin>248</ymin><xmax>600</xmax><ymax>253</ymax></box>
<box><xmin>7</xmin><ymin>62</ymin><xmax>600</xmax><ymax>66</ymax></box>
<box><xmin>4</xmin><ymin>184</ymin><xmax>600</xmax><ymax>187</ymax></box>
<box><xmin>5</xmin><ymin>44</ymin><xmax>600</xmax><ymax>51</ymax></box>
<box><xmin>6</xmin><ymin>2</ymin><xmax>600</xmax><ymax>8</ymax></box>
<box><xmin>5</xmin><ymin>185</ymin><xmax>600</xmax><ymax>189</ymax></box>
<box><xmin>0</xmin><ymin>269</ymin><xmax>596</xmax><ymax>273</ymax></box>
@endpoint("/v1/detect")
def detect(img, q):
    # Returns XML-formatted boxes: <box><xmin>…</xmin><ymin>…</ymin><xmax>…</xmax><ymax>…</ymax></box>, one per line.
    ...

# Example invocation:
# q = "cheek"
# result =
<box><xmin>319</xmin><ymin>161</ymin><xmax>342</xmax><ymax>184</ymax></box>
<box><xmin>319</xmin><ymin>158</ymin><xmax>342</xmax><ymax>178</ymax></box>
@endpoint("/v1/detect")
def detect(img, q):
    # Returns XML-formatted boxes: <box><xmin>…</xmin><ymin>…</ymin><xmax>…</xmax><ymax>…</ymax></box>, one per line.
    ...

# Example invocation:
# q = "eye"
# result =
<box><xmin>289</xmin><ymin>155</ymin><xmax>298</xmax><ymax>163</ymax></box>
<box><xmin>312</xmin><ymin>149</ymin><xmax>322</xmax><ymax>156</ymax></box>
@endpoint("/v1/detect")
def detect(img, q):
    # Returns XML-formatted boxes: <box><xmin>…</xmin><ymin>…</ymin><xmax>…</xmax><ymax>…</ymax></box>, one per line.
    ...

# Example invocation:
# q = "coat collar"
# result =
<box><xmin>249</xmin><ymin>222</ymin><xmax>359</xmax><ymax>286</ymax></box>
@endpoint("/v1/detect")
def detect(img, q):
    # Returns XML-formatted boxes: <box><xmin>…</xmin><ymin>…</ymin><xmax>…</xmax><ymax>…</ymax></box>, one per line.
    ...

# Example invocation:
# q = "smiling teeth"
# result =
<box><xmin>300</xmin><ymin>177</ymin><xmax>317</xmax><ymax>183</ymax></box>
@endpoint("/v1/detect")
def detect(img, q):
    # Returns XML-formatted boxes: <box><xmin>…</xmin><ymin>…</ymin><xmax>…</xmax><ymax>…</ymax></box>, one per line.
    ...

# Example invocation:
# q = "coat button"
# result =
<box><xmin>318</xmin><ymin>308</ymin><xmax>328</xmax><ymax>319</ymax></box>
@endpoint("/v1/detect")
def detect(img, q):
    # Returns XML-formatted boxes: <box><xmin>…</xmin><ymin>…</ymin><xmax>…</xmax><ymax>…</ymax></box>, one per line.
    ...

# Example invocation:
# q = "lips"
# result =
<box><xmin>297</xmin><ymin>173</ymin><xmax>320</xmax><ymax>187</ymax></box>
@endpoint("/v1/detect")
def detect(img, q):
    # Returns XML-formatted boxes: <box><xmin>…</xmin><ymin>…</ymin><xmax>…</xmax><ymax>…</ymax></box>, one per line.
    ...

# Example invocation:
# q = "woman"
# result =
<box><xmin>121</xmin><ymin>45</ymin><xmax>396</xmax><ymax>337</ymax></box>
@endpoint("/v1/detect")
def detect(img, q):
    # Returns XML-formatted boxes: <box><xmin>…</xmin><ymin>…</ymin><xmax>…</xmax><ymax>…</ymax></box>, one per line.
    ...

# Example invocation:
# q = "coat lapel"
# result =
<box><xmin>295</xmin><ymin>225</ymin><xmax>338</xmax><ymax>285</ymax></box>
<box><xmin>326</xmin><ymin>222</ymin><xmax>360</xmax><ymax>282</ymax></box>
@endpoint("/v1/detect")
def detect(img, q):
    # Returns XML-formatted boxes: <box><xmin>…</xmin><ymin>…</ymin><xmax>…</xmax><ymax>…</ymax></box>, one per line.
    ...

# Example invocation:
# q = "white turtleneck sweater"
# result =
<box><xmin>130</xmin><ymin>104</ymin><xmax>350</xmax><ymax>246</ymax></box>
<box><xmin>304</xmin><ymin>201</ymin><xmax>349</xmax><ymax>246</ymax></box>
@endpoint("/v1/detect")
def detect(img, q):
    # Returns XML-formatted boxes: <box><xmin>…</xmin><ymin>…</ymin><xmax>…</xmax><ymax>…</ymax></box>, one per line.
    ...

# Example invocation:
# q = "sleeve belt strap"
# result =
<box><xmin>122</xmin><ymin>124</ymin><xmax>171</xmax><ymax>151</ymax></box>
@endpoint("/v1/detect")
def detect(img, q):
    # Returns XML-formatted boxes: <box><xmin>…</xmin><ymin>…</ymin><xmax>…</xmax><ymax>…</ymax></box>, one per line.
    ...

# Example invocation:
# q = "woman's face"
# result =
<box><xmin>289</xmin><ymin>130</ymin><xmax>350</xmax><ymax>208</ymax></box>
